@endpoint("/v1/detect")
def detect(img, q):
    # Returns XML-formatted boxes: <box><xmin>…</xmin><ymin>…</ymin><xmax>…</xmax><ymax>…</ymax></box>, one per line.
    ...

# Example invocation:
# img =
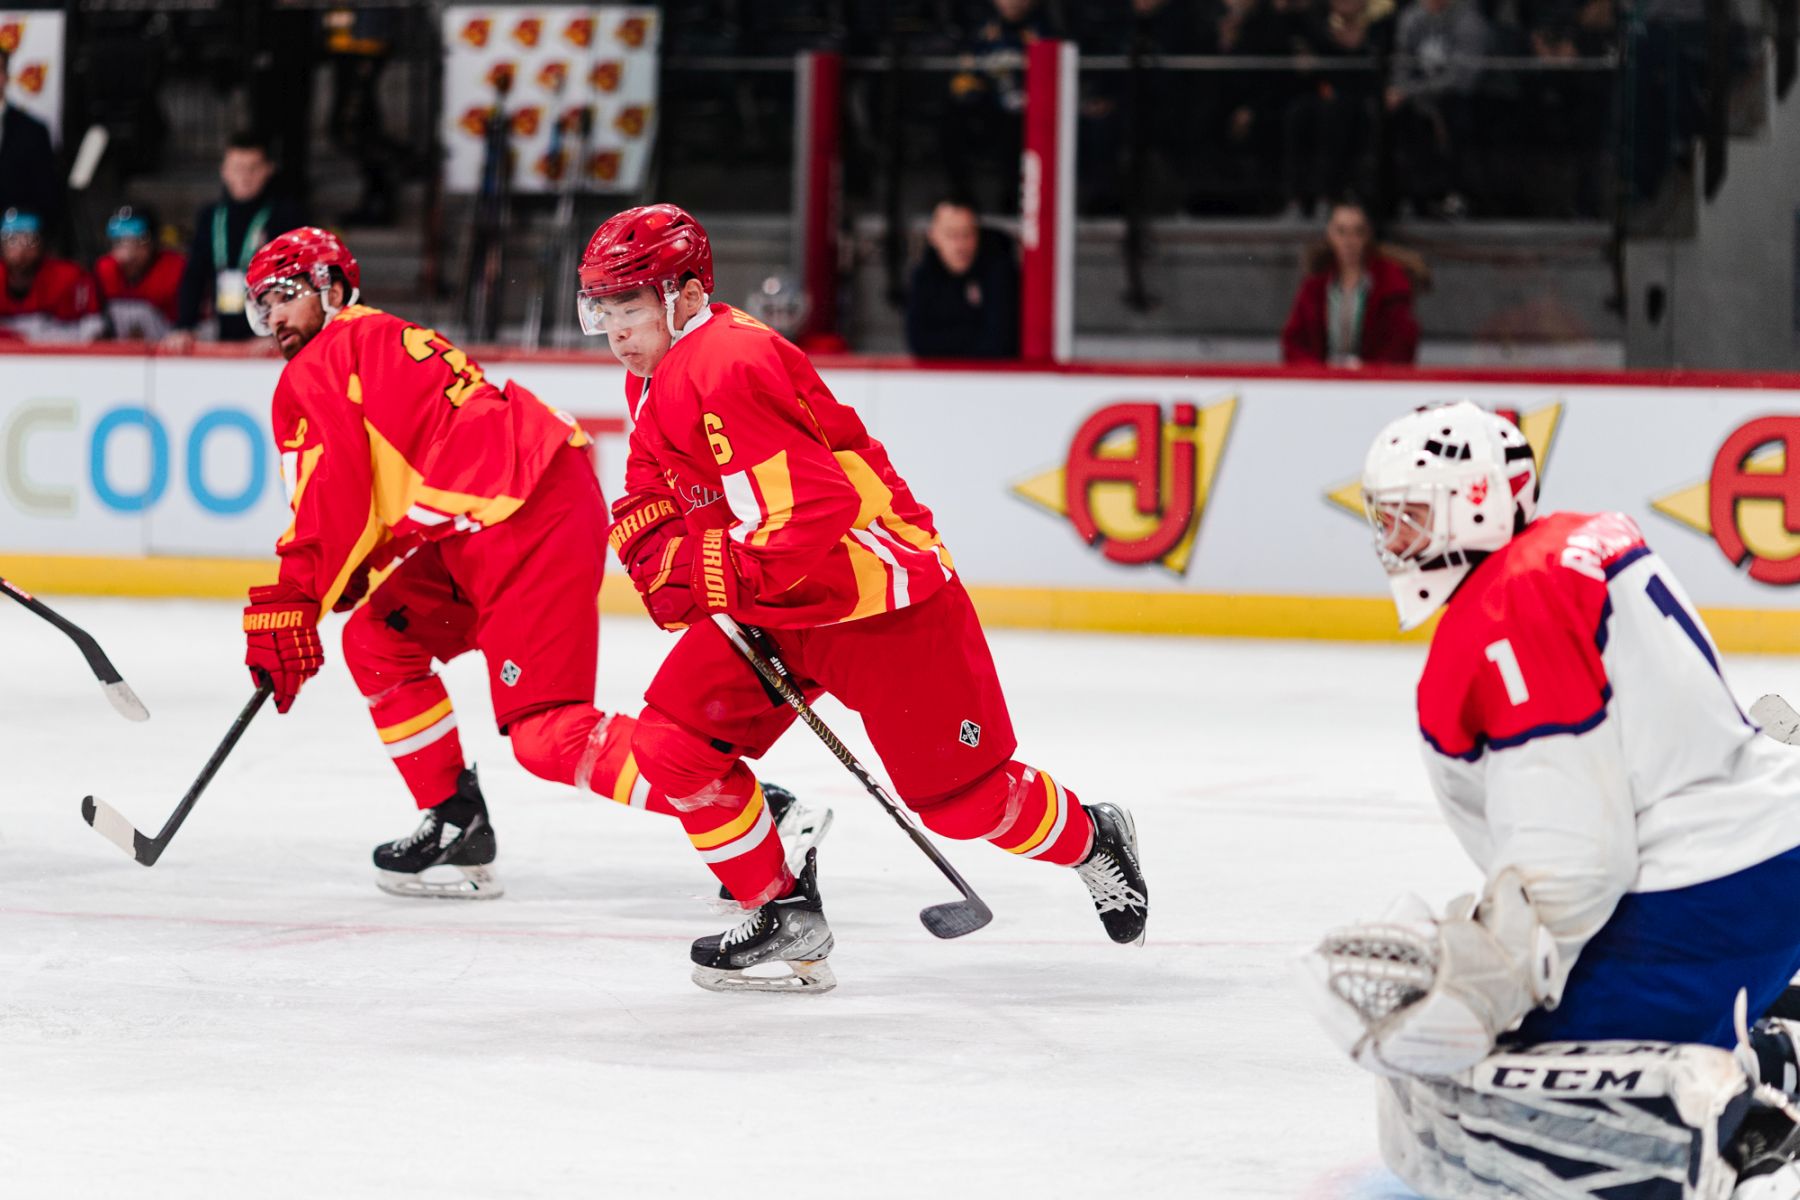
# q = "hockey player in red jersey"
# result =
<box><xmin>0</xmin><ymin>208</ymin><xmax>104</xmax><ymax>342</ymax></box>
<box><xmin>240</xmin><ymin>227</ymin><xmax>824</xmax><ymax>899</ymax></box>
<box><xmin>577</xmin><ymin>204</ymin><xmax>1149</xmax><ymax>994</ymax></box>
<box><xmin>1300</xmin><ymin>401</ymin><xmax>1800</xmax><ymax>1199</ymax></box>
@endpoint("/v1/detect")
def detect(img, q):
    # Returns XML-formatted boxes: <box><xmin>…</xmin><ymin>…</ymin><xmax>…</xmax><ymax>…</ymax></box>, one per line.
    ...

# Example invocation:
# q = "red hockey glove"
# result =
<box><xmin>243</xmin><ymin>584</ymin><xmax>323</xmax><ymax>713</ymax></box>
<box><xmin>689</xmin><ymin>527</ymin><xmax>748</xmax><ymax>618</ymax></box>
<box><xmin>631</xmin><ymin>535</ymin><xmax>704</xmax><ymax>630</ymax></box>
<box><xmin>608</xmin><ymin>492</ymin><xmax>682</xmax><ymax>573</ymax></box>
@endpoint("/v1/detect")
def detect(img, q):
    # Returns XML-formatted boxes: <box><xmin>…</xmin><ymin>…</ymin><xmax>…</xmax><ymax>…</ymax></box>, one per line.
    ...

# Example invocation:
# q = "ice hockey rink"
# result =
<box><xmin>8</xmin><ymin>597</ymin><xmax>1797</xmax><ymax>1198</ymax></box>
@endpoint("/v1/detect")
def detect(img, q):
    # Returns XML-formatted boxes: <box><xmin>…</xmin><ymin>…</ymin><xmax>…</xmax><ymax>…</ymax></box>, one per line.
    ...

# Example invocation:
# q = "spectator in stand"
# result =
<box><xmin>94</xmin><ymin>207</ymin><xmax>186</xmax><ymax>341</ymax></box>
<box><xmin>942</xmin><ymin>0</ymin><xmax>1056</xmax><ymax>213</ymax></box>
<box><xmin>165</xmin><ymin>131</ymin><xmax>307</xmax><ymax>349</ymax></box>
<box><xmin>1192</xmin><ymin>0</ymin><xmax>1301</xmax><ymax>214</ymax></box>
<box><xmin>1280</xmin><ymin>199</ymin><xmax>1419</xmax><ymax>366</ymax></box>
<box><xmin>905</xmin><ymin>198</ymin><xmax>1020</xmax><ymax>360</ymax></box>
<box><xmin>1075</xmin><ymin>0</ymin><xmax>1206</xmax><ymax>215</ymax></box>
<box><xmin>1282</xmin><ymin>0</ymin><xmax>1395</xmax><ymax>219</ymax></box>
<box><xmin>0</xmin><ymin>209</ymin><xmax>104</xmax><ymax>343</ymax></box>
<box><xmin>0</xmin><ymin>49</ymin><xmax>60</xmax><ymax>230</ymax></box>
<box><xmin>1386</xmin><ymin>0</ymin><xmax>1490</xmax><ymax>218</ymax></box>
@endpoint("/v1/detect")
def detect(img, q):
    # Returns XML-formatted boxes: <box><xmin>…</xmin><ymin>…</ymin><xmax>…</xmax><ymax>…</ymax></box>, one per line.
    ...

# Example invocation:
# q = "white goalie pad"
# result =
<box><xmin>1378</xmin><ymin>1040</ymin><xmax>1759</xmax><ymax>1200</ymax></box>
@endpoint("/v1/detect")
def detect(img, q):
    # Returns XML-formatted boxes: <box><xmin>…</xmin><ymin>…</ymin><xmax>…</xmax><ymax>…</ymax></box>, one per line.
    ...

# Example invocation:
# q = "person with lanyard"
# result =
<box><xmin>164</xmin><ymin>130</ymin><xmax>306</xmax><ymax>350</ymax></box>
<box><xmin>1280</xmin><ymin>198</ymin><xmax>1420</xmax><ymax>367</ymax></box>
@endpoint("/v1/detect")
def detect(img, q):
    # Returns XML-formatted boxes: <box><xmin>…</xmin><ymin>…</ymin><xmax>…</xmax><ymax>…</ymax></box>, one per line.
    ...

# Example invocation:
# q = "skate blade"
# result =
<box><xmin>376</xmin><ymin>864</ymin><xmax>504</xmax><ymax>901</ymax></box>
<box><xmin>691</xmin><ymin>958</ymin><xmax>837</xmax><ymax>995</ymax></box>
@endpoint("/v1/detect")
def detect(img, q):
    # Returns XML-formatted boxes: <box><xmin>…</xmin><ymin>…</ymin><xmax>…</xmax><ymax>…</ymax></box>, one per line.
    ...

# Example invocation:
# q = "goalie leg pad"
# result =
<box><xmin>1378</xmin><ymin>1041</ymin><xmax>1757</xmax><ymax>1200</ymax></box>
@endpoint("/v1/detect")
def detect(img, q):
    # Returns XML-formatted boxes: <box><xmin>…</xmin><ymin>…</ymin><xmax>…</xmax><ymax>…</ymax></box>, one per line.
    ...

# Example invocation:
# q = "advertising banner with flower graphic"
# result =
<box><xmin>440</xmin><ymin>5</ymin><xmax>658</xmax><ymax>195</ymax></box>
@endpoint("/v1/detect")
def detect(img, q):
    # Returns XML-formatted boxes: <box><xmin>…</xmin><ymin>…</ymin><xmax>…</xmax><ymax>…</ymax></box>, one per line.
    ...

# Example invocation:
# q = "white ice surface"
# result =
<box><xmin>6</xmin><ymin>597</ymin><xmax>1798</xmax><ymax>1198</ymax></box>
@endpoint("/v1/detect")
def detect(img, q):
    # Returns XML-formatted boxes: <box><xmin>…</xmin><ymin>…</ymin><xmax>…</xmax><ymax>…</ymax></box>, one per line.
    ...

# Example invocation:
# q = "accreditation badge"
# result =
<box><xmin>216</xmin><ymin>270</ymin><xmax>248</xmax><ymax>316</ymax></box>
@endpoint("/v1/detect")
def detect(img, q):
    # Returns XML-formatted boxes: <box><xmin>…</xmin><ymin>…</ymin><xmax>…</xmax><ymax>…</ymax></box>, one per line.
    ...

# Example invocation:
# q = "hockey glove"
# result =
<box><xmin>243</xmin><ymin>583</ymin><xmax>324</xmax><ymax>713</ymax></box>
<box><xmin>608</xmin><ymin>492</ymin><xmax>683</xmax><ymax>573</ymax></box>
<box><xmin>632</xmin><ymin>534</ymin><xmax>705</xmax><ymax>630</ymax></box>
<box><xmin>689</xmin><ymin>527</ymin><xmax>748</xmax><ymax>618</ymax></box>
<box><xmin>1298</xmin><ymin>868</ymin><xmax>1559</xmax><ymax>1078</ymax></box>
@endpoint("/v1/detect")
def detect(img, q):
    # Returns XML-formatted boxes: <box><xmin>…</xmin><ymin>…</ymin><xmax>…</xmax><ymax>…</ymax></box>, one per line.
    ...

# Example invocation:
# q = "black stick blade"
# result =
<box><xmin>81</xmin><ymin>795</ymin><xmax>152</xmax><ymax>864</ymax></box>
<box><xmin>919</xmin><ymin>896</ymin><xmax>994</xmax><ymax>939</ymax></box>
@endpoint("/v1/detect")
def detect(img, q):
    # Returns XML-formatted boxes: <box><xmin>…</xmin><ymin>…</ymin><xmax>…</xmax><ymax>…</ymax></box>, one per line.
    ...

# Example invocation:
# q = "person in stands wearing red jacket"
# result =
<box><xmin>94</xmin><ymin>207</ymin><xmax>185</xmax><ymax>340</ymax></box>
<box><xmin>1280</xmin><ymin>199</ymin><xmax>1420</xmax><ymax>366</ymax></box>
<box><xmin>0</xmin><ymin>208</ymin><xmax>104</xmax><ymax>343</ymax></box>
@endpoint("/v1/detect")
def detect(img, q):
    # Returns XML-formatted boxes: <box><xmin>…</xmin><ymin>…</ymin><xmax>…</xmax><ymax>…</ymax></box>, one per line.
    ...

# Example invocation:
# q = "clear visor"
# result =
<box><xmin>246</xmin><ymin>276</ymin><xmax>316</xmax><ymax>337</ymax></box>
<box><xmin>1362</xmin><ymin>488</ymin><xmax>1440</xmax><ymax>573</ymax></box>
<box><xmin>575</xmin><ymin>284</ymin><xmax>671</xmax><ymax>337</ymax></box>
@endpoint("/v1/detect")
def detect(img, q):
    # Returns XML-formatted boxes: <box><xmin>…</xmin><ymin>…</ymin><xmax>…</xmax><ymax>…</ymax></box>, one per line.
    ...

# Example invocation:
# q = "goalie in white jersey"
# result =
<box><xmin>1302</xmin><ymin>401</ymin><xmax>1800</xmax><ymax>1200</ymax></box>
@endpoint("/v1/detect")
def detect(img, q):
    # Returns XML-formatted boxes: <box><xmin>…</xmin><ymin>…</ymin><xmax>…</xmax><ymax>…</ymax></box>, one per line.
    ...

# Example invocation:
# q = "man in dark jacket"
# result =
<box><xmin>905</xmin><ymin>199</ymin><xmax>1020</xmax><ymax>360</ymax></box>
<box><xmin>164</xmin><ymin>131</ymin><xmax>307</xmax><ymax>348</ymax></box>
<box><xmin>0</xmin><ymin>50</ymin><xmax>60</xmax><ymax>226</ymax></box>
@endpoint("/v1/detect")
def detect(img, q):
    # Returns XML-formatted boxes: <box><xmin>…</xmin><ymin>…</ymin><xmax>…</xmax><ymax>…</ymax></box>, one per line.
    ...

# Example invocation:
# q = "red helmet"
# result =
<box><xmin>577</xmin><ymin>203</ymin><xmax>712</xmax><ymax>301</ymax></box>
<box><xmin>245</xmin><ymin>227</ymin><xmax>361</xmax><ymax>336</ymax></box>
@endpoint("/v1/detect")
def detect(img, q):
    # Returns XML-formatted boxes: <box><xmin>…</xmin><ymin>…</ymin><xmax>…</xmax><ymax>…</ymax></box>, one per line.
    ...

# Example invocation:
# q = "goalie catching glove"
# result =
<box><xmin>1299</xmin><ymin>867</ymin><xmax>1560</xmax><ymax>1077</ymax></box>
<box><xmin>243</xmin><ymin>583</ymin><xmax>323</xmax><ymax>712</ymax></box>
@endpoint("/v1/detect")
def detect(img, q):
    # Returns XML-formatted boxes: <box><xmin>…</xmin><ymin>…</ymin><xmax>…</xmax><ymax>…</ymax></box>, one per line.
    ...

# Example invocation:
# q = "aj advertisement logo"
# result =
<box><xmin>1011</xmin><ymin>398</ymin><xmax>1237</xmax><ymax>575</ymax></box>
<box><xmin>1653</xmin><ymin>415</ymin><xmax>1800</xmax><ymax>584</ymax></box>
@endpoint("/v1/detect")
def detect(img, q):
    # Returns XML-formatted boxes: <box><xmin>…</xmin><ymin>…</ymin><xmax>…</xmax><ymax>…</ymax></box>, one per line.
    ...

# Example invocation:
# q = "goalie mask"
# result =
<box><xmin>1362</xmin><ymin>402</ymin><xmax>1540</xmax><ymax>631</ymax></box>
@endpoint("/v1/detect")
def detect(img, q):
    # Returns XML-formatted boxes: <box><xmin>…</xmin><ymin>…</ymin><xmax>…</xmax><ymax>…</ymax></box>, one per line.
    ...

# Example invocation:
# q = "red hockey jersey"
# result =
<box><xmin>0</xmin><ymin>256</ymin><xmax>102</xmax><ymax>334</ymax></box>
<box><xmin>621</xmin><ymin>303</ymin><xmax>953</xmax><ymax>628</ymax></box>
<box><xmin>271</xmin><ymin>305</ymin><xmax>589</xmax><ymax>617</ymax></box>
<box><xmin>94</xmin><ymin>251</ymin><xmax>185</xmax><ymax>326</ymax></box>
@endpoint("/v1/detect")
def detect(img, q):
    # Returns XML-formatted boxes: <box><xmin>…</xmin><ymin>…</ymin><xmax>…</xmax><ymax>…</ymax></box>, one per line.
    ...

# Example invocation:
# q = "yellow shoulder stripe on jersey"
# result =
<box><xmin>276</xmin><ymin>444</ymin><xmax>326</xmax><ymax>548</ymax></box>
<box><xmin>347</xmin><ymin>373</ymin><xmax>363</xmax><ymax>405</ymax></box>
<box><xmin>747</xmin><ymin>451</ymin><xmax>794</xmax><ymax>548</ymax></box>
<box><xmin>316</xmin><ymin>501</ymin><xmax>385</xmax><ymax>619</ymax></box>
<box><xmin>840</xmin><ymin>537</ymin><xmax>891</xmax><ymax>622</ymax></box>
<box><xmin>833</xmin><ymin>451</ymin><xmax>894</xmax><ymax>530</ymax></box>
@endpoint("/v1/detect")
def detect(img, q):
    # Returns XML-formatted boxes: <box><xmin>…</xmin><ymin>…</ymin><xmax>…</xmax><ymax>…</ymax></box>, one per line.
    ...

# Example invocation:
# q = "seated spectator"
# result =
<box><xmin>1280</xmin><ymin>199</ymin><xmax>1419</xmax><ymax>366</ymax></box>
<box><xmin>165</xmin><ymin>130</ymin><xmax>307</xmax><ymax>349</ymax></box>
<box><xmin>1385</xmin><ymin>0</ymin><xmax>1490</xmax><ymax>218</ymax></box>
<box><xmin>942</xmin><ymin>0</ymin><xmax>1056</xmax><ymax>213</ymax></box>
<box><xmin>1190</xmin><ymin>0</ymin><xmax>1301</xmax><ymax>215</ymax></box>
<box><xmin>905</xmin><ymin>198</ymin><xmax>1020</xmax><ymax>360</ymax></box>
<box><xmin>1282</xmin><ymin>0</ymin><xmax>1395</xmax><ymax>218</ymax></box>
<box><xmin>0</xmin><ymin>209</ymin><xmax>104</xmax><ymax>343</ymax></box>
<box><xmin>94</xmin><ymin>207</ymin><xmax>186</xmax><ymax>340</ymax></box>
<box><xmin>0</xmin><ymin>50</ymin><xmax>60</xmax><ymax>234</ymax></box>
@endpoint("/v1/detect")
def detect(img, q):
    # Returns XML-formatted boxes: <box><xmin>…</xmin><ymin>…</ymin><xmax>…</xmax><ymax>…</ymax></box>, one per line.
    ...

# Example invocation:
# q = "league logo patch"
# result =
<box><xmin>959</xmin><ymin>720</ymin><xmax>981</xmax><ymax>748</ymax></box>
<box><xmin>500</xmin><ymin>660</ymin><xmax>522</xmax><ymax>687</ymax></box>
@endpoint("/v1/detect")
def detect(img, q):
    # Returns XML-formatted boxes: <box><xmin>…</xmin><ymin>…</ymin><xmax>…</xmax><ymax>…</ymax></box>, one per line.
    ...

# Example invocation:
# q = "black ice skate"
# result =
<box><xmin>1077</xmin><ymin>802</ymin><xmax>1148</xmax><ymax>945</ymax></box>
<box><xmin>693</xmin><ymin>848</ymin><xmax>835</xmax><ymax>994</ymax></box>
<box><xmin>718</xmin><ymin>781</ymin><xmax>834</xmax><ymax>901</ymax></box>
<box><xmin>373</xmin><ymin>767</ymin><xmax>503</xmax><ymax>900</ymax></box>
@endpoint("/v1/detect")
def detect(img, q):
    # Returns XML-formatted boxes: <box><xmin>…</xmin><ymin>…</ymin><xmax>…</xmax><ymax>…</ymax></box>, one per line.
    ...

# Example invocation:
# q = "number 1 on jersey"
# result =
<box><xmin>1484</xmin><ymin>638</ymin><xmax>1531</xmax><ymax>705</ymax></box>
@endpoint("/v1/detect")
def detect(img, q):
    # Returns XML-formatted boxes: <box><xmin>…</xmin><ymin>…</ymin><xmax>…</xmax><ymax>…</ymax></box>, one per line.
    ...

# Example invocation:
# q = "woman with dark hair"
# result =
<box><xmin>1279</xmin><ymin>199</ymin><xmax>1420</xmax><ymax>366</ymax></box>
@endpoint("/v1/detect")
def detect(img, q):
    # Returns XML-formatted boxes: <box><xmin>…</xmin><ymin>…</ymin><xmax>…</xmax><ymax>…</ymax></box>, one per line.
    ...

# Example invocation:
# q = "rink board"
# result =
<box><xmin>6</xmin><ymin>349</ymin><xmax>1800</xmax><ymax>647</ymax></box>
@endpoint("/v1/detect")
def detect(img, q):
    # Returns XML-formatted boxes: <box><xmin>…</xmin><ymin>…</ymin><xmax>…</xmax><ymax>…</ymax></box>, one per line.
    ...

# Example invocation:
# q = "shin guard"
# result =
<box><xmin>916</xmin><ymin>760</ymin><xmax>1096</xmax><ymax>867</ymax></box>
<box><xmin>367</xmin><ymin>675</ymin><xmax>464</xmax><ymax>808</ymax></box>
<box><xmin>633</xmin><ymin>708</ymin><xmax>792</xmax><ymax>905</ymax></box>
<box><xmin>508</xmin><ymin>706</ymin><xmax>682</xmax><ymax>817</ymax></box>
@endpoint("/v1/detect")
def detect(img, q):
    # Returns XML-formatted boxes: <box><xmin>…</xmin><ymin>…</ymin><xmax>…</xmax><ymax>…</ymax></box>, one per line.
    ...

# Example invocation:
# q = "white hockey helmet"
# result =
<box><xmin>1362</xmin><ymin>401</ymin><xmax>1540</xmax><ymax>630</ymax></box>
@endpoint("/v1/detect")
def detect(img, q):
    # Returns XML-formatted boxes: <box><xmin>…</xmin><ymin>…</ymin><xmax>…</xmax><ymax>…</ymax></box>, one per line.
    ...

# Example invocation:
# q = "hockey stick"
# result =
<box><xmin>1752</xmin><ymin>694</ymin><xmax>1800</xmax><ymax>745</ymax></box>
<box><xmin>1</xmin><ymin>575</ymin><xmax>148</xmax><ymax>721</ymax></box>
<box><xmin>81</xmin><ymin>680</ymin><xmax>272</xmax><ymax>866</ymax></box>
<box><xmin>711</xmin><ymin>614</ymin><xmax>993</xmax><ymax>939</ymax></box>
